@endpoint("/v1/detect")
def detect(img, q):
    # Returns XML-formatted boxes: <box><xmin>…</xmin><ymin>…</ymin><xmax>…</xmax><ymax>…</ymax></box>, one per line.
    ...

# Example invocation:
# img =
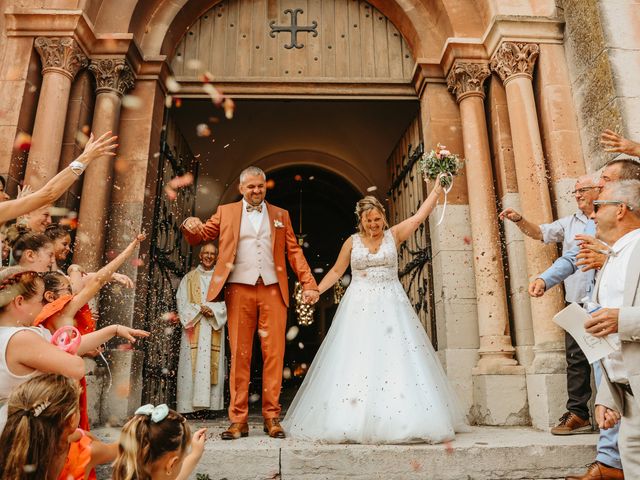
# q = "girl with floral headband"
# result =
<box><xmin>35</xmin><ymin>234</ymin><xmax>147</xmax><ymax>432</ymax></box>
<box><xmin>0</xmin><ymin>267</ymin><xmax>149</xmax><ymax>434</ymax></box>
<box><xmin>112</xmin><ymin>404</ymin><xmax>207</xmax><ymax>480</ymax></box>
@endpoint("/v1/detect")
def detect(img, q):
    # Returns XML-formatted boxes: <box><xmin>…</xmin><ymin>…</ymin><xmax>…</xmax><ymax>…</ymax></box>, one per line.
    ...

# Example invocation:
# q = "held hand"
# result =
<box><xmin>183</xmin><ymin>216</ymin><xmax>205</xmax><ymax>236</ymax></box>
<box><xmin>302</xmin><ymin>290</ymin><xmax>320</xmax><ymax>305</ymax></box>
<box><xmin>585</xmin><ymin>308</ymin><xmax>619</xmax><ymax>337</ymax></box>
<box><xmin>595</xmin><ymin>404</ymin><xmax>621</xmax><ymax>429</ymax></box>
<box><xmin>114</xmin><ymin>325</ymin><xmax>150</xmax><ymax>343</ymax></box>
<box><xmin>200</xmin><ymin>305</ymin><xmax>214</xmax><ymax>317</ymax></box>
<box><xmin>528</xmin><ymin>278</ymin><xmax>546</xmax><ymax>297</ymax></box>
<box><xmin>600</xmin><ymin>129</ymin><xmax>640</xmax><ymax>156</ymax></box>
<box><xmin>498</xmin><ymin>208</ymin><xmax>522</xmax><ymax>223</ymax></box>
<box><xmin>576</xmin><ymin>248</ymin><xmax>606</xmax><ymax>272</ymax></box>
<box><xmin>78</xmin><ymin>130</ymin><xmax>118</xmax><ymax>165</ymax></box>
<box><xmin>190</xmin><ymin>428</ymin><xmax>207</xmax><ymax>460</ymax></box>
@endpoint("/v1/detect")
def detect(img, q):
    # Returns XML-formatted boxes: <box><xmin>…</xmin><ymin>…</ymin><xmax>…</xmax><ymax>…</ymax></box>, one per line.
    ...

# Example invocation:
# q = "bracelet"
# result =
<box><xmin>69</xmin><ymin>160</ymin><xmax>87</xmax><ymax>177</ymax></box>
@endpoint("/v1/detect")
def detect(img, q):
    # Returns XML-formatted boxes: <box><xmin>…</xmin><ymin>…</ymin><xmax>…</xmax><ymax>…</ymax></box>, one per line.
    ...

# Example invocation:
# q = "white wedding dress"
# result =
<box><xmin>283</xmin><ymin>229</ymin><xmax>466</xmax><ymax>444</ymax></box>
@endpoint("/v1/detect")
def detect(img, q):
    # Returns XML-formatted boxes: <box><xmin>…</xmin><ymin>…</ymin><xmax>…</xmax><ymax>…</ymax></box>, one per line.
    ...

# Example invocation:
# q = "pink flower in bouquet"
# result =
<box><xmin>440</xmin><ymin>149</ymin><xmax>451</xmax><ymax>156</ymax></box>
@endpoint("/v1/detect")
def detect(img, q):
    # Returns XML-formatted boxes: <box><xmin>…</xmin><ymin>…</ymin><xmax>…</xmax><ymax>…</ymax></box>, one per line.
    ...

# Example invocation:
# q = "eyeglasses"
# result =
<box><xmin>571</xmin><ymin>187</ymin><xmax>600</xmax><ymax>195</ymax></box>
<box><xmin>592</xmin><ymin>200</ymin><xmax>635</xmax><ymax>213</ymax></box>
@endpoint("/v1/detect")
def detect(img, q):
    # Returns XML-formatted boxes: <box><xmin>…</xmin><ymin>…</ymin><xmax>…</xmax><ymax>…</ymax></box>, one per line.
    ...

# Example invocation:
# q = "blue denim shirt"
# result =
<box><xmin>538</xmin><ymin>220</ymin><xmax>597</xmax><ymax>299</ymax></box>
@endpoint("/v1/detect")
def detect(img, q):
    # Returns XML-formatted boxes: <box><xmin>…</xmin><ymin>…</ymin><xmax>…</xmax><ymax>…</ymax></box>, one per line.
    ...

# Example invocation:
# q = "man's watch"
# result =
<box><xmin>69</xmin><ymin>160</ymin><xmax>87</xmax><ymax>177</ymax></box>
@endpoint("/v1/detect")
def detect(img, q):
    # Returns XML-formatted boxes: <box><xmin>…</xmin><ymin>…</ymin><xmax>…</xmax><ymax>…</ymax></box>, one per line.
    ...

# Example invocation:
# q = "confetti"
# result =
<box><xmin>366</xmin><ymin>186</ymin><xmax>378</xmax><ymax>192</ymax></box>
<box><xmin>13</xmin><ymin>132</ymin><xmax>32</xmax><ymax>151</ymax></box>
<box><xmin>75</xmin><ymin>130</ymin><xmax>89</xmax><ymax>148</ymax></box>
<box><xmin>23</xmin><ymin>465</ymin><xmax>36</xmax><ymax>473</ymax></box>
<box><xmin>298</xmin><ymin>342</ymin><xmax>304</xmax><ymax>349</ymax></box>
<box><xmin>186</xmin><ymin>59</ymin><xmax>203</xmax><ymax>71</ymax></box>
<box><xmin>223</xmin><ymin>98</ymin><xmax>235</xmax><ymax>119</ymax></box>
<box><xmin>165</xmin><ymin>95</ymin><xmax>173</xmax><ymax>108</ymax></box>
<box><xmin>165</xmin><ymin>76</ymin><xmax>181</xmax><ymax>93</ymax></box>
<box><xmin>258</xmin><ymin>329</ymin><xmax>268</xmax><ymax>338</ymax></box>
<box><xmin>202</xmin><ymin>83</ymin><xmax>223</xmax><ymax>105</ymax></box>
<box><xmin>286</xmin><ymin>326</ymin><xmax>299</xmax><ymax>341</ymax></box>
<box><xmin>130</xmin><ymin>258</ymin><xmax>144</xmax><ymax>267</ymax></box>
<box><xmin>282</xmin><ymin>367</ymin><xmax>292</xmax><ymax>379</ymax></box>
<box><xmin>463</xmin><ymin>236</ymin><xmax>472</xmax><ymax>245</ymax></box>
<box><xmin>196</xmin><ymin>124</ymin><xmax>211</xmax><ymax>137</ymax></box>
<box><xmin>266</xmin><ymin>179</ymin><xmax>276</xmax><ymax>189</ymax></box>
<box><xmin>249</xmin><ymin>393</ymin><xmax>260</xmax><ymax>403</ymax></box>
<box><xmin>294</xmin><ymin>174</ymin><xmax>302</xmax><ymax>182</ymax></box>
<box><xmin>122</xmin><ymin>95</ymin><xmax>143</xmax><ymax>110</ymax></box>
<box><xmin>164</xmin><ymin>172</ymin><xmax>194</xmax><ymax>200</ymax></box>
<box><xmin>114</xmin><ymin>157</ymin><xmax>128</xmax><ymax>174</ymax></box>
<box><xmin>313</xmin><ymin>267</ymin><xmax>324</xmax><ymax>274</ymax></box>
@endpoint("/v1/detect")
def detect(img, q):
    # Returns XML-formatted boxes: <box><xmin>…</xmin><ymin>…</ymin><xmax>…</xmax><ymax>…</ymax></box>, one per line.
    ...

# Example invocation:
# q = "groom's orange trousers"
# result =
<box><xmin>225</xmin><ymin>282</ymin><xmax>287</xmax><ymax>423</ymax></box>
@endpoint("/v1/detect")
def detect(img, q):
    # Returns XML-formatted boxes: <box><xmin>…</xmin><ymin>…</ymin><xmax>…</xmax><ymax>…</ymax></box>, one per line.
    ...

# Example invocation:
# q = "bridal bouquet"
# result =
<box><xmin>417</xmin><ymin>144</ymin><xmax>463</xmax><ymax>188</ymax></box>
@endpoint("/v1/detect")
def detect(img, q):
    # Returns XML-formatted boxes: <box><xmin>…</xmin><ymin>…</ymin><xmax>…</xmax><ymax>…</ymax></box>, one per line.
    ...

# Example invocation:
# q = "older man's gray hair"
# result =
<box><xmin>605</xmin><ymin>179</ymin><xmax>640</xmax><ymax>216</ymax></box>
<box><xmin>239</xmin><ymin>166</ymin><xmax>266</xmax><ymax>184</ymax></box>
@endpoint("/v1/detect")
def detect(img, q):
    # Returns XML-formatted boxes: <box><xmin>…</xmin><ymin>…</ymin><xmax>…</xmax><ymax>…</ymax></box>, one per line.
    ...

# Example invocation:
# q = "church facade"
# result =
<box><xmin>0</xmin><ymin>0</ymin><xmax>636</xmax><ymax>429</ymax></box>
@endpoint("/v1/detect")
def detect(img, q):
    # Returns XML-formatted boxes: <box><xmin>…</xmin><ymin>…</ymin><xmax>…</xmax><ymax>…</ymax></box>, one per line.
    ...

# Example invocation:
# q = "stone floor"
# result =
<box><xmin>94</xmin><ymin>418</ymin><xmax>598</xmax><ymax>480</ymax></box>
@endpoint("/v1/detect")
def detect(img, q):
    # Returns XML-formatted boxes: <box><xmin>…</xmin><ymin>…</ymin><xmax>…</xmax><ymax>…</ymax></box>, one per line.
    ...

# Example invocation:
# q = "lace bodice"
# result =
<box><xmin>350</xmin><ymin>229</ymin><xmax>398</xmax><ymax>284</ymax></box>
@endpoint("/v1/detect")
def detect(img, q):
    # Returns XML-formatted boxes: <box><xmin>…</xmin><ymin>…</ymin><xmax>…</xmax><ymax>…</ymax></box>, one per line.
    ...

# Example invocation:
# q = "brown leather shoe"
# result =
<box><xmin>565</xmin><ymin>461</ymin><xmax>624</xmax><ymax>479</ymax></box>
<box><xmin>220</xmin><ymin>423</ymin><xmax>249</xmax><ymax>440</ymax></box>
<box><xmin>551</xmin><ymin>411</ymin><xmax>592</xmax><ymax>435</ymax></box>
<box><xmin>263</xmin><ymin>418</ymin><xmax>286</xmax><ymax>438</ymax></box>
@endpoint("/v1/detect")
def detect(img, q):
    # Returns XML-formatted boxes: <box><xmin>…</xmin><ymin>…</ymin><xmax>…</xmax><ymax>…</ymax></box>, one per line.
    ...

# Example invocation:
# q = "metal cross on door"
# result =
<box><xmin>269</xmin><ymin>8</ymin><xmax>318</xmax><ymax>49</ymax></box>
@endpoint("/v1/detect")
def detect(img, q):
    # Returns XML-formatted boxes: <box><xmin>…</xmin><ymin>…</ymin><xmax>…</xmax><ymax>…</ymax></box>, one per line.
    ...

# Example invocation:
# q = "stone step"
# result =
<box><xmin>94</xmin><ymin>422</ymin><xmax>598</xmax><ymax>480</ymax></box>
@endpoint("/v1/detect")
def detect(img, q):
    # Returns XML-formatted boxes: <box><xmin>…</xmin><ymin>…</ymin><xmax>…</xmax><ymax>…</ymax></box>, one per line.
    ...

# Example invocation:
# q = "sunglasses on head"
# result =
<box><xmin>592</xmin><ymin>200</ymin><xmax>634</xmax><ymax>213</ymax></box>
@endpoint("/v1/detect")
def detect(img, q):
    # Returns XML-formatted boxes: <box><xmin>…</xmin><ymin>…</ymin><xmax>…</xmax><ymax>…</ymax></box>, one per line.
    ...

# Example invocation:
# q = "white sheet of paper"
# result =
<box><xmin>553</xmin><ymin>302</ymin><xmax>617</xmax><ymax>364</ymax></box>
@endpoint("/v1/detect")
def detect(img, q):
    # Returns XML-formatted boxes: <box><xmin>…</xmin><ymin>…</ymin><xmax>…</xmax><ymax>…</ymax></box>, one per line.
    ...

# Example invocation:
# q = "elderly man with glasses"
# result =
<box><xmin>500</xmin><ymin>174</ymin><xmax>600</xmax><ymax>437</ymax></box>
<box><xmin>586</xmin><ymin>179</ymin><xmax>640</xmax><ymax>478</ymax></box>
<box><xmin>522</xmin><ymin>158</ymin><xmax>640</xmax><ymax>480</ymax></box>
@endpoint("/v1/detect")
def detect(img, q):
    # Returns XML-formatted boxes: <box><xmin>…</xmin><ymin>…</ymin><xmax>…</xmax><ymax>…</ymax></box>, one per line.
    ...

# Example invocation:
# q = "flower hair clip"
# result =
<box><xmin>32</xmin><ymin>399</ymin><xmax>51</xmax><ymax>418</ymax></box>
<box><xmin>135</xmin><ymin>403</ymin><xmax>169</xmax><ymax>423</ymax></box>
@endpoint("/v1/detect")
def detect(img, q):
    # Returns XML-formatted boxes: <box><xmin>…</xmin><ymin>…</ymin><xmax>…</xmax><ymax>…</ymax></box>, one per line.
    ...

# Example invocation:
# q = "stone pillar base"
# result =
<box><xmin>516</xmin><ymin>345</ymin><xmax>535</xmax><ymax>369</ymax></box>
<box><xmin>100</xmin><ymin>349</ymin><xmax>144</xmax><ymax>426</ymax></box>
<box><xmin>526</xmin><ymin>373</ymin><xmax>568</xmax><ymax>430</ymax></box>
<box><xmin>438</xmin><ymin>348</ymin><xmax>478</xmax><ymax>422</ymax></box>
<box><xmin>471</xmin><ymin>372</ymin><xmax>530</xmax><ymax>426</ymax></box>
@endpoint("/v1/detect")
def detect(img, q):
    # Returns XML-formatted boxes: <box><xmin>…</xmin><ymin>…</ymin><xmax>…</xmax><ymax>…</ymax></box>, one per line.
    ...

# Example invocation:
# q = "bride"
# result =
<box><xmin>283</xmin><ymin>177</ymin><xmax>466</xmax><ymax>444</ymax></box>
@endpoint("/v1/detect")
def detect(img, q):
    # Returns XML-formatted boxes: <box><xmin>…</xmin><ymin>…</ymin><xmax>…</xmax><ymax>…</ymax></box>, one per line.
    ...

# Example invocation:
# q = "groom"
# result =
<box><xmin>181</xmin><ymin>166</ymin><xmax>319</xmax><ymax>439</ymax></box>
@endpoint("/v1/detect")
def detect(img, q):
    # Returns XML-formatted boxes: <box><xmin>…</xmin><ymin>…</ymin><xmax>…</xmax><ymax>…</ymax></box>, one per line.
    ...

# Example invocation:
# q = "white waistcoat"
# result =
<box><xmin>227</xmin><ymin>209</ymin><xmax>278</xmax><ymax>285</ymax></box>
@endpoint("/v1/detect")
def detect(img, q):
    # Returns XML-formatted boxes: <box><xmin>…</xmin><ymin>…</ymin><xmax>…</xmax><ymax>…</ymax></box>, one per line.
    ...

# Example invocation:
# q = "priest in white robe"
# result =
<box><xmin>176</xmin><ymin>242</ymin><xmax>227</xmax><ymax>414</ymax></box>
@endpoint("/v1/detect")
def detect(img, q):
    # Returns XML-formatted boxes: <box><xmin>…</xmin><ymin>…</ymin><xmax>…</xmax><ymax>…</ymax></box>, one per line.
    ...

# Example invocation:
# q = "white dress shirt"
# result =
<box><xmin>242</xmin><ymin>198</ymin><xmax>267</xmax><ymax>232</ymax></box>
<box><xmin>539</xmin><ymin>211</ymin><xmax>591</xmax><ymax>302</ymax></box>
<box><xmin>597</xmin><ymin>228</ymin><xmax>640</xmax><ymax>384</ymax></box>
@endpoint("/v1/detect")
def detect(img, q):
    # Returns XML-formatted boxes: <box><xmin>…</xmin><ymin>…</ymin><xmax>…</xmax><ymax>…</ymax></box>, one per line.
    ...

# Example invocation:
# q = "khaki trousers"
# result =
<box><xmin>225</xmin><ymin>282</ymin><xmax>287</xmax><ymax>423</ymax></box>
<box><xmin>620</xmin><ymin>391</ymin><xmax>640</xmax><ymax>476</ymax></box>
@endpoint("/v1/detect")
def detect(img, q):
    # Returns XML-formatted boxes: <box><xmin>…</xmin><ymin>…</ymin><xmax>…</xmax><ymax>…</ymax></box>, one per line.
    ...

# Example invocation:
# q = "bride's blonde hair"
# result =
<box><xmin>355</xmin><ymin>196</ymin><xmax>389</xmax><ymax>234</ymax></box>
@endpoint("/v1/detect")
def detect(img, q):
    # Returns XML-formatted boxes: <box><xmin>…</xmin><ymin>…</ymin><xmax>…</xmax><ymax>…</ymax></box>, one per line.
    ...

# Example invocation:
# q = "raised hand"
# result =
<box><xmin>190</xmin><ymin>428</ymin><xmax>207</xmax><ymax>460</ymax></box>
<box><xmin>114</xmin><ymin>325</ymin><xmax>150</xmax><ymax>343</ymax></box>
<box><xmin>111</xmin><ymin>272</ymin><xmax>135</xmax><ymax>288</ymax></box>
<box><xmin>600</xmin><ymin>129</ymin><xmax>640</xmax><ymax>156</ymax></box>
<box><xmin>77</xmin><ymin>130</ymin><xmax>118</xmax><ymax>166</ymax></box>
<box><xmin>575</xmin><ymin>234</ymin><xmax>608</xmax><ymax>271</ymax></box>
<box><xmin>498</xmin><ymin>207</ymin><xmax>522</xmax><ymax>223</ymax></box>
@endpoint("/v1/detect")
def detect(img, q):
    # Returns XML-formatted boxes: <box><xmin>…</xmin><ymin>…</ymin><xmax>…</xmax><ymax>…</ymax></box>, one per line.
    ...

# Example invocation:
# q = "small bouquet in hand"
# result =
<box><xmin>417</xmin><ymin>144</ymin><xmax>463</xmax><ymax>188</ymax></box>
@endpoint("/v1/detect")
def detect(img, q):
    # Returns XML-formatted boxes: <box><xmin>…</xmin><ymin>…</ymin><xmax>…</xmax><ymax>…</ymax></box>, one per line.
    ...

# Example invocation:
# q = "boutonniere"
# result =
<box><xmin>274</xmin><ymin>219</ymin><xmax>284</xmax><ymax>229</ymax></box>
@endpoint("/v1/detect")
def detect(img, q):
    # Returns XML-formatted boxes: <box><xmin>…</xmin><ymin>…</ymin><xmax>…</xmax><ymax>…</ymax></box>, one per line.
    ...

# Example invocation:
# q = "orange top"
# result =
<box><xmin>58</xmin><ymin>429</ymin><xmax>96</xmax><ymax>480</ymax></box>
<box><xmin>34</xmin><ymin>294</ymin><xmax>95</xmax><ymax>334</ymax></box>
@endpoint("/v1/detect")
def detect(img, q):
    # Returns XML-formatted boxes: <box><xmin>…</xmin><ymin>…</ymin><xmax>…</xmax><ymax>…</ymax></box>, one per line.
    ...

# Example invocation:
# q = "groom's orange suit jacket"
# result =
<box><xmin>181</xmin><ymin>200</ymin><xmax>318</xmax><ymax>305</ymax></box>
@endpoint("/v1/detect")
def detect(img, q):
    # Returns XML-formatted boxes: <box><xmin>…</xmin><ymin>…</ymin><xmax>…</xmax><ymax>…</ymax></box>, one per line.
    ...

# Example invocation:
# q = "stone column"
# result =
<box><xmin>491</xmin><ymin>42</ymin><xmax>567</xmax><ymax>428</ymax></box>
<box><xmin>25</xmin><ymin>37</ymin><xmax>88</xmax><ymax>189</ymax></box>
<box><xmin>73</xmin><ymin>59</ymin><xmax>134</xmax><ymax>272</ymax></box>
<box><xmin>447</xmin><ymin>61</ymin><xmax>527</xmax><ymax>426</ymax></box>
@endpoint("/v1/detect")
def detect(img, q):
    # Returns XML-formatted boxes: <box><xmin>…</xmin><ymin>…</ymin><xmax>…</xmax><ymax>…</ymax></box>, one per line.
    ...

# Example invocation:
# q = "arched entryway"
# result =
<box><xmin>137</xmin><ymin>0</ymin><xmax>434</xmax><ymax>408</ymax></box>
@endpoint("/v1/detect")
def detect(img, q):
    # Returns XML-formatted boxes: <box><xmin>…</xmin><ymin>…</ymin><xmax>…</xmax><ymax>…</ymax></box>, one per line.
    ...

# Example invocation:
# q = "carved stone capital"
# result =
<box><xmin>490</xmin><ymin>42</ymin><xmax>539</xmax><ymax>84</ymax></box>
<box><xmin>446</xmin><ymin>61</ymin><xmax>491</xmax><ymax>102</ymax></box>
<box><xmin>34</xmin><ymin>37</ymin><xmax>88</xmax><ymax>80</ymax></box>
<box><xmin>89</xmin><ymin>59</ymin><xmax>135</xmax><ymax>96</ymax></box>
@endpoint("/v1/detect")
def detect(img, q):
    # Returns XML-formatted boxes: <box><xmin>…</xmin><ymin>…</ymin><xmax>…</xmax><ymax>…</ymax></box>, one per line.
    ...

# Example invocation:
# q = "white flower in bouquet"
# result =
<box><xmin>417</xmin><ymin>144</ymin><xmax>463</xmax><ymax>188</ymax></box>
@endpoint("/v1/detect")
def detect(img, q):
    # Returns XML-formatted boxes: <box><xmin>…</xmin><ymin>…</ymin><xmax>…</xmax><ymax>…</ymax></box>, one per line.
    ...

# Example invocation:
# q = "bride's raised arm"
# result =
<box><xmin>391</xmin><ymin>178</ymin><xmax>443</xmax><ymax>245</ymax></box>
<box><xmin>317</xmin><ymin>237</ymin><xmax>353</xmax><ymax>295</ymax></box>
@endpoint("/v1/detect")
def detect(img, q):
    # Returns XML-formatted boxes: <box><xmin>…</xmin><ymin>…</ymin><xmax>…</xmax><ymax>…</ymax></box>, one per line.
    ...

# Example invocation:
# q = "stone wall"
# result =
<box><xmin>560</xmin><ymin>0</ymin><xmax>640</xmax><ymax>171</ymax></box>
